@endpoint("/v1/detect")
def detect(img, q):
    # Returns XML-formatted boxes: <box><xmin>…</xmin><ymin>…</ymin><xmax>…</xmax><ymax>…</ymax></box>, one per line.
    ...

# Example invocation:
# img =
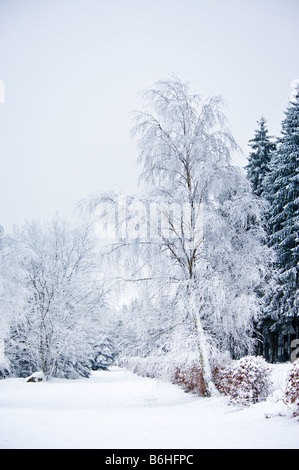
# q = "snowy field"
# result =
<box><xmin>0</xmin><ymin>365</ymin><xmax>298</xmax><ymax>449</ymax></box>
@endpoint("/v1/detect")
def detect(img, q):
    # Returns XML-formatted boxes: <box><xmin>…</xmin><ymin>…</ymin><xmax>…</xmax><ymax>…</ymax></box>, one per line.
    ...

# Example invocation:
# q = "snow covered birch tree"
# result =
<box><xmin>86</xmin><ymin>77</ymin><xmax>275</xmax><ymax>395</ymax></box>
<box><xmin>130</xmin><ymin>77</ymin><xmax>274</xmax><ymax>394</ymax></box>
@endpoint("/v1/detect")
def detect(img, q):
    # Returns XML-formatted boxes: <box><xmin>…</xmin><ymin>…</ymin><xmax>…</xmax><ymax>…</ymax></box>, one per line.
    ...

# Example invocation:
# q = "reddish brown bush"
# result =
<box><xmin>172</xmin><ymin>360</ymin><xmax>207</xmax><ymax>396</ymax></box>
<box><xmin>218</xmin><ymin>356</ymin><xmax>271</xmax><ymax>406</ymax></box>
<box><xmin>213</xmin><ymin>365</ymin><xmax>233</xmax><ymax>396</ymax></box>
<box><xmin>285</xmin><ymin>359</ymin><xmax>299</xmax><ymax>417</ymax></box>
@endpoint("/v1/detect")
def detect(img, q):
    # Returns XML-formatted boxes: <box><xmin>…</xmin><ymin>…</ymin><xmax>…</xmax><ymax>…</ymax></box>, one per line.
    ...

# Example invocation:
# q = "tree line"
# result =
<box><xmin>246</xmin><ymin>88</ymin><xmax>299</xmax><ymax>362</ymax></box>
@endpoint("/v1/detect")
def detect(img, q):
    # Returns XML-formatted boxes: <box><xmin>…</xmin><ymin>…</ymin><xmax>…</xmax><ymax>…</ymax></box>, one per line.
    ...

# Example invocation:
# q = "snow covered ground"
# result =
<box><xmin>0</xmin><ymin>365</ymin><xmax>298</xmax><ymax>449</ymax></box>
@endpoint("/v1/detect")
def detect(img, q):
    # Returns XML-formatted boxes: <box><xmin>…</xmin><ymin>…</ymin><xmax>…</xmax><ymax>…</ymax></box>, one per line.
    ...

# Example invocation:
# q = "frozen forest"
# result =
<box><xmin>0</xmin><ymin>77</ymin><xmax>299</xmax><ymax>448</ymax></box>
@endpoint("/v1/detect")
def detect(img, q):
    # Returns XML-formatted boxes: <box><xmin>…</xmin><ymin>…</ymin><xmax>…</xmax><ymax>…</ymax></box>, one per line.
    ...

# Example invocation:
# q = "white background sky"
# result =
<box><xmin>0</xmin><ymin>0</ymin><xmax>298</xmax><ymax>230</ymax></box>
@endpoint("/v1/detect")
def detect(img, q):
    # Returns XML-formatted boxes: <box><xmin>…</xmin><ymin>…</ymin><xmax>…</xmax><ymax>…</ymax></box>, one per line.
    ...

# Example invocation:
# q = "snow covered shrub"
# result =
<box><xmin>117</xmin><ymin>356</ymin><xmax>153</xmax><ymax>377</ymax></box>
<box><xmin>285</xmin><ymin>359</ymin><xmax>299</xmax><ymax>417</ymax></box>
<box><xmin>117</xmin><ymin>356</ymin><xmax>174</xmax><ymax>381</ymax></box>
<box><xmin>172</xmin><ymin>360</ymin><xmax>206</xmax><ymax>396</ymax></box>
<box><xmin>219</xmin><ymin>356</ymin><xmax>272</xmax><ymax>406</ymax></box>
<box><xmin>209</xmin><ymin>352</ymin><xmax>232</xmax><ymax>394</ymax></box>
<box><xmin>213</xmin><ymin>365</ymin><xmax>233</xmax><ymax>396</ymax></box>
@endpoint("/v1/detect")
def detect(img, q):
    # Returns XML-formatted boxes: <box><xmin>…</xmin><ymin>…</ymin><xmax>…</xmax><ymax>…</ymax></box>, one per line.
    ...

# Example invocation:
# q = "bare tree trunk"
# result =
<box><xmin>193</xmin><ymin>309</ymin><xmax>218</xmax><ymax>397</ymax></box>
<box><xmin>187</xmin><ymin>285</ymin><xmax>218</xmax><ymax>397</ymax></box>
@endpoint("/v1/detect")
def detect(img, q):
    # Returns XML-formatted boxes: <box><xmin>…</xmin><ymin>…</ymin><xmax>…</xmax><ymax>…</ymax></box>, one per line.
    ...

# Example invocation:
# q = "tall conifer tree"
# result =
<box><xmin>263</xmin><ymin>89</ymin><xmax>299</xmax><ymax>353</ymax></box>
<box><xmin>246</xmin><ymin>117</ymin><xmax>276</xmax><ymax>197</ymax></box>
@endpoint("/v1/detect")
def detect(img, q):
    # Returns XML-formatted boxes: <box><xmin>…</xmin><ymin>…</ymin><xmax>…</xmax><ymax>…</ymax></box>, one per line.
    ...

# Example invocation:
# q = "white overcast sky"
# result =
<box><xmin>0</xmin><ymin>0</ymin><xmax>298</xmax><ymax>230</ymax></box>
